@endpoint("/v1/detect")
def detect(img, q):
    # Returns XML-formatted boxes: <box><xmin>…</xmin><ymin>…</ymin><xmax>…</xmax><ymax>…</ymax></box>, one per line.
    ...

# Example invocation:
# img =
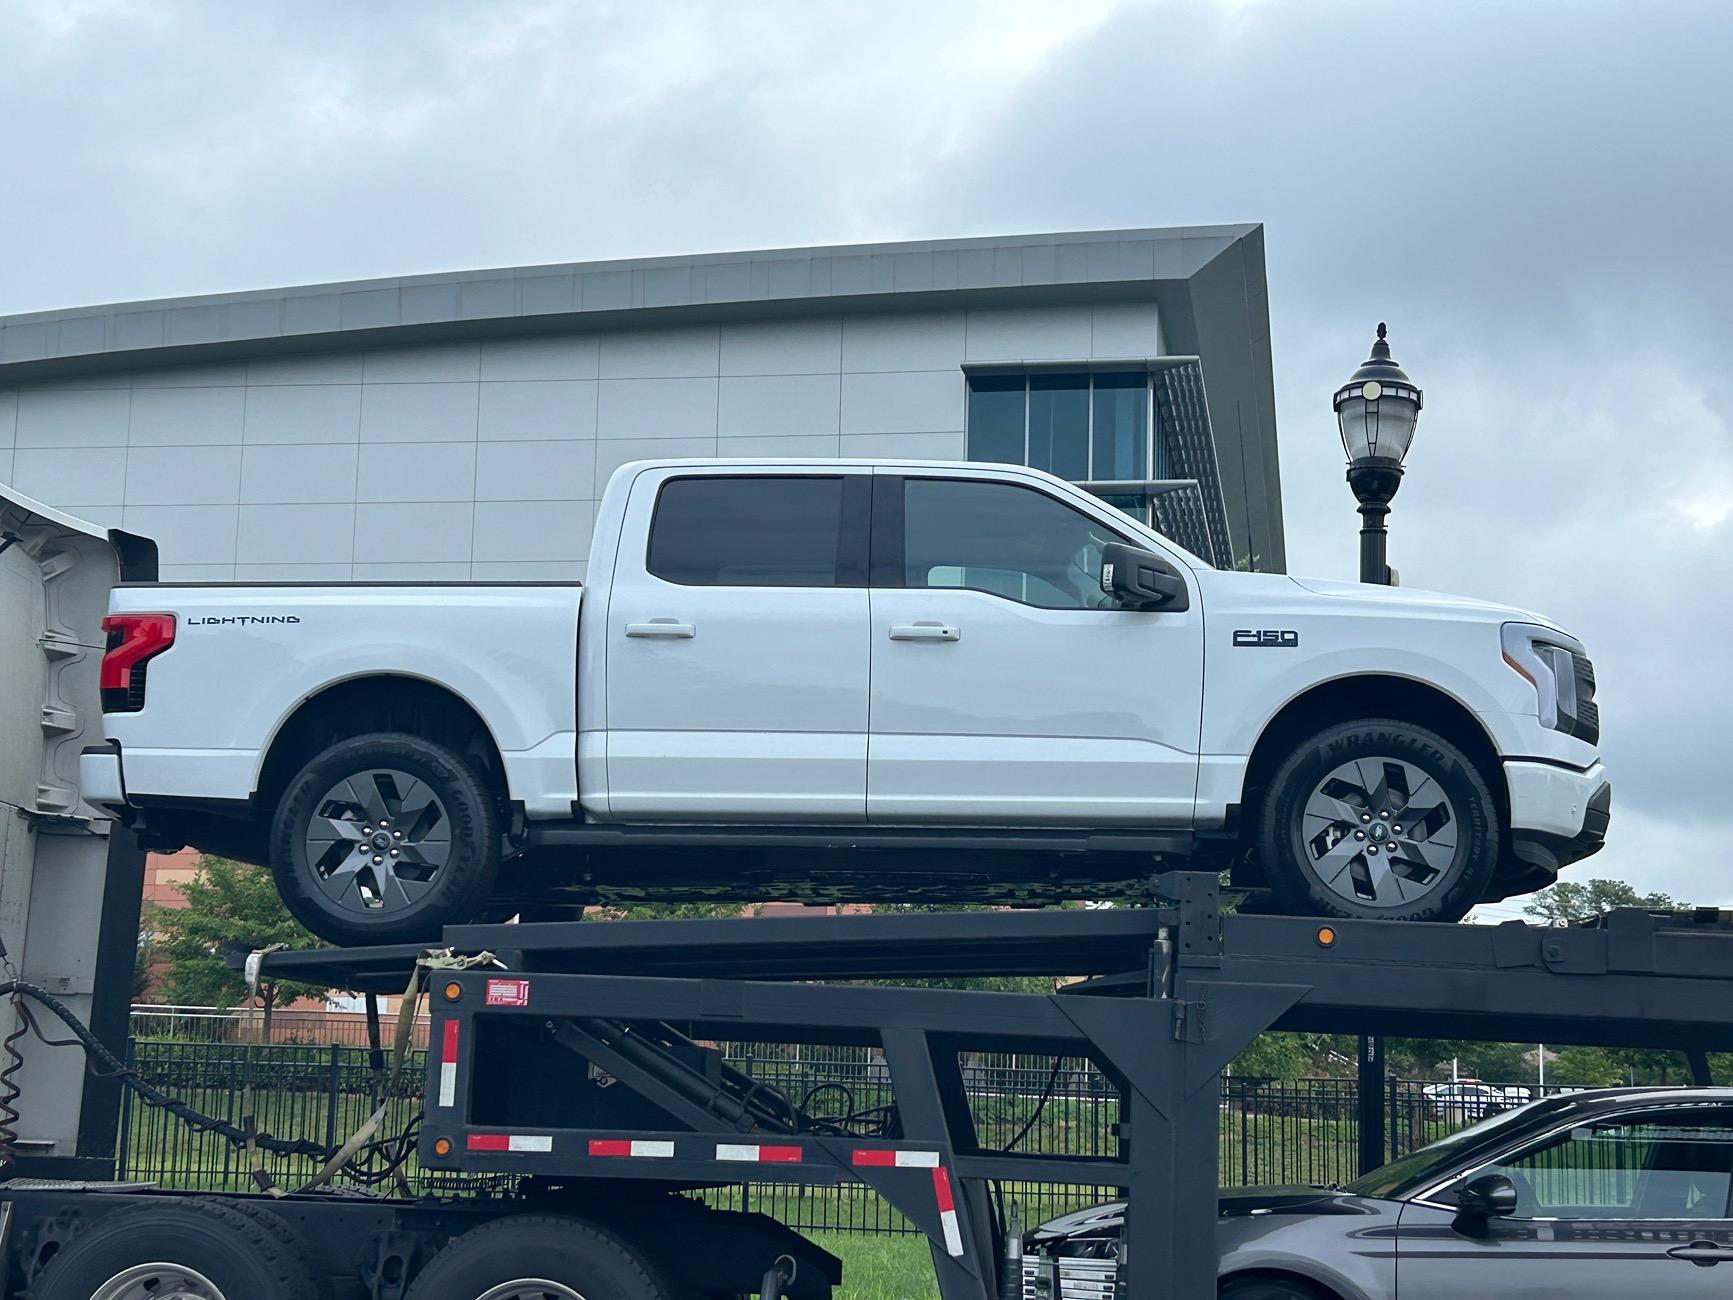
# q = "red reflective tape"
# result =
<box><xmin>757</xmin><ymin>1145</ymin><xmax>804</xmax><ymax>1163</ymax></box>
<box><xmin>852</xmin><ymin>1149</ymin><xmax>896</xmax><ymax>1166</ymax></box>
<box><xmin>589</xmin><ymin>1139</ymin><xmax>633</xmax><ymax>1157</ymax></box>
<box><xmin>931</xmin><ymin>1166</ymin><xmax>956</xmax><ymax>1214</ymax></box>
<box><xmin>467</xmin><ymin>1134</ymin><xmax>510</xmax><ymax>1152</ymax></box>
<box><xmin>441</xmin><ymin>1019</ymin><xmax>459</xmax><ymax>1063</ymax></box>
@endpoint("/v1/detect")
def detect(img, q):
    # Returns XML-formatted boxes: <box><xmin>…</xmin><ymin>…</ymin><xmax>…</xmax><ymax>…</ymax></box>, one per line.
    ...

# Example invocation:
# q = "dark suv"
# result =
<box><xmin>1024</xmin><ymin>1088</ymin><xmax>1733</xmax><ymax>1297</ymax></box>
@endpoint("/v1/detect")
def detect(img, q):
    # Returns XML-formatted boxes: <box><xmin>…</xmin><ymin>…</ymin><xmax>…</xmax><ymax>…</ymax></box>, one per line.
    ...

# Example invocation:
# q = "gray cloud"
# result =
<box><xmin>3</xmin><ymin>0</ymin><xmax>1727</xmax><ymax>897</ymax></box>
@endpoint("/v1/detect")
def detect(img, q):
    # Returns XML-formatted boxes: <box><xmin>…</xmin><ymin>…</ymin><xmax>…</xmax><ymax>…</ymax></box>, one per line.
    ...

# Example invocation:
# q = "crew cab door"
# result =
<box><xmin>866</xmin><ymin>470</ymin><xmax>1203</xmax><ymax>823</ymax></box>
<box><xmin>603</xmin><ymin>468</ymin><xmax>871</xmax><ymax>819</ymax></box>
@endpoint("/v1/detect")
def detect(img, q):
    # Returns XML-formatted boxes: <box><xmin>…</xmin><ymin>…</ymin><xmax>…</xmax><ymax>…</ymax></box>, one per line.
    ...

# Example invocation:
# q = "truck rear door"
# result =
<box><xmin>602</xmin><ymin>467</ymin><xmax>871</xmax><ymax>820</ymax></box>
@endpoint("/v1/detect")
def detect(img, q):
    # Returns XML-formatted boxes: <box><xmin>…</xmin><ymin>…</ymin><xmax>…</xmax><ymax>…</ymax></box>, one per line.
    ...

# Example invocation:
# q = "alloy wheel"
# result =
<box><xmin>305</xmin><ymin>768</ymin><xmax>451</xmax><ymax>914</ymax></box>
<box><xmin>1299</xmin><ymin>755</ymin><xmax>1458</xmax><ymax>908</ymax></box>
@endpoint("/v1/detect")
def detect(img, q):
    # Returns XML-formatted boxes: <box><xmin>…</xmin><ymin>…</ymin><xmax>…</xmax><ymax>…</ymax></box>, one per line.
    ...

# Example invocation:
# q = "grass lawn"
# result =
<box><xmin>806</xmin><ymin>1232</ymin><xmax>939</xmax><ymax>1300</ymax></box>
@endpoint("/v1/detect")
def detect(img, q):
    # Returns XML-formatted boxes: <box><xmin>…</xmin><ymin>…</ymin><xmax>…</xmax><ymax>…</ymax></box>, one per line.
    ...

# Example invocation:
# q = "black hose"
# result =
<box><xmin>0</xmin><ymin>978</ymin><xmax>406</xmax><ymax>1173</ymax></box>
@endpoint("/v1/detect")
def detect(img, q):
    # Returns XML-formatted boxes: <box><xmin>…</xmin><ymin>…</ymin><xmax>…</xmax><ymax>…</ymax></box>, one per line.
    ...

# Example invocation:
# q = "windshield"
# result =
<box><xmin>1344</xmin><ymin>1098</ymin><xmax>1552</xmax><ymax>1199</ymax></box>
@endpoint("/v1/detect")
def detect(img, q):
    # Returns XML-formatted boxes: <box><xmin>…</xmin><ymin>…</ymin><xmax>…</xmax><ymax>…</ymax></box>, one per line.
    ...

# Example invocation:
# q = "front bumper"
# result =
<box><xmin>1505</xmin><ymin>758</ymin><xmax>1611</xmax><ymax>873</ymax></box>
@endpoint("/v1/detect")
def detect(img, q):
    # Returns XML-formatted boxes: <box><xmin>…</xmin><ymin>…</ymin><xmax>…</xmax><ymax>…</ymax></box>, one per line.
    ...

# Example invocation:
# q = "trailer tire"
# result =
<box><xmin>270</xmin><ymin>731</ymin><xmax>503</xmax><ymax>946</ymax></box>
<box><xmin>1257</xmin><ymin>718</ymin><xmax>1497</xmax><ymax>924</ymax></box>
<box><xmin>32</xmin><ymin>1197</ymin><xmax>321</xmax><ymax>1300</ymax></box>
<box><xmin>405</xmin><ymin>1214</ymin><xmax>672</xmax><ymax>1300</ymax></box>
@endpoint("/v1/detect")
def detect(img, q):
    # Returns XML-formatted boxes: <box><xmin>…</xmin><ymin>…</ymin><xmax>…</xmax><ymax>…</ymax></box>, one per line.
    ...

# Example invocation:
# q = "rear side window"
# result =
<box><xmin>648</xmin><ymin>476</ymin><xmax>853</xmax><ymax>587</ymax></box>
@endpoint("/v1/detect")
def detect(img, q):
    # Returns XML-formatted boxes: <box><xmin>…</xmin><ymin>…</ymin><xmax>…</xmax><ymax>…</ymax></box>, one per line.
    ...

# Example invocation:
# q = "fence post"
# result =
<box><xmin>1357</xmin><ymin>1035</ymin><xmax>1385</xmax><ymax>1176</ymax></box>
<box><xmin>325</xmin><ymin>1042</ymin><xmax>341</xmax><ymax>1153</ymax></box>
<box><xmin>114</xmin><ymin>1036</ymin><xmax>136</xmax><ymax>1180</ymax></box>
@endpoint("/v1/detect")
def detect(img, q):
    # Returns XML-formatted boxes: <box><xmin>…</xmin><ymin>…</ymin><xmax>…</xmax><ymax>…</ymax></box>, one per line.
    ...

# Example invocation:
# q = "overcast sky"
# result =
<box><xmin>4</xmin><ymin>1</ymin><xmax>1730</xmax><ymax>908</ymax></box>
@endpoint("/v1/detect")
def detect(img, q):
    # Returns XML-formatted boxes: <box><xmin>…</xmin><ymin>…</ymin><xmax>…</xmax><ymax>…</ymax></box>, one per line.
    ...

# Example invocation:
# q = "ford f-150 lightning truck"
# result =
<box><xmin>80</xmin><ymin>459</ymin><xmax>1610</xmax><ymax>944</ymax></box>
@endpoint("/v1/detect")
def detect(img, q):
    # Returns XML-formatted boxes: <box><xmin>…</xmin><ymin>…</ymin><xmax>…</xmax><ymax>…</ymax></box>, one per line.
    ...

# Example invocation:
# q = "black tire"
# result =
<box><xmin>1220</xmin><ymin>1276</ymin><xmax>1332</xmax><ymax>1299</ymax></box>
<box><xmin>34</xmin><ymin>1197</ymin><xmax>321</xmax><ymax>1300</ymax></box>
<box><xmin>1257</xmin><ymin>718</ymin><xmax>1497</xmax><ymax>924</ymax></box>
<box><xmin>405</xmin><ymin>1215</ymin><xmax>671</xmax><ymax>1300</ymax></box>
<box><xmin>270</xmin><ymin>732</ymin><xmax>503</xmax><ymax>946</ymax></box>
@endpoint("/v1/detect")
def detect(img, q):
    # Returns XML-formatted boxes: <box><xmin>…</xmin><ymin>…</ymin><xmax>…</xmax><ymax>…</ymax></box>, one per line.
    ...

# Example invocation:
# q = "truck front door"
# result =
<box><xmin>604</xmin><ymin>470</ymin><xmax>871</xmax><ymax>820</ymax></box>
<box><xmin>866</xmin><ymin>471</ymin><xmax>1203</xmax><ymax>824</ymax></box>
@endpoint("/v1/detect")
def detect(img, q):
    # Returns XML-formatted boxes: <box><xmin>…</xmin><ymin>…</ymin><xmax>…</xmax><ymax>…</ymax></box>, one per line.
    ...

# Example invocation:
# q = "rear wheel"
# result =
<box><xmin>405</xmin><ymin>1216</ymin><xmax>671</xmax><ymax>1300</ymax></box>
<box><xmin>1257</xmin><ymin>718</ymin><xmax>1497</xmax><ymax>923</ymax></box>
<box><xmin>270</xmin><ymin>732</ymin><xmax>503</xmax><ymax>946</ymax></box>
<box><xmin>34</xmin><ymin>1199</ymin><xmax>321</xmax><ymax>1300</ymax></box>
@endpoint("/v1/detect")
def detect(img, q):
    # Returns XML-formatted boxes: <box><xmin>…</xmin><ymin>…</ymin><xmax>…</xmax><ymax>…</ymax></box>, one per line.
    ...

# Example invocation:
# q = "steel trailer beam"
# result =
<box><xmin>258</xmin><ymin>873</ymin><xmax>1733</xmax><ymax>1299</ymax></box>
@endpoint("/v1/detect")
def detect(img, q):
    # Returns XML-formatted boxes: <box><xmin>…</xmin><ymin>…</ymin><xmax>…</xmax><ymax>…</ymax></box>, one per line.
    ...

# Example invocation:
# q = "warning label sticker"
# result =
<box><xmin>485</xmin><ymin>978</ymin><xmax>532</xmax><ymax>1007</ymax></box>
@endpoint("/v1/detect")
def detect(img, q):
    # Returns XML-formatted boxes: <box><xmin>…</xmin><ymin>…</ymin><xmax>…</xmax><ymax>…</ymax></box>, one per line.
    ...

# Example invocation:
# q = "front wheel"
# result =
<box><xmin>270</xmin><ymin>731</ymin><xmax>503</xmax><ymax>945</ymax></box>
<box><xmin>1256</xmin><ymin>718</ymin><xmax>1497</xmax><ymax>924</ymax></box>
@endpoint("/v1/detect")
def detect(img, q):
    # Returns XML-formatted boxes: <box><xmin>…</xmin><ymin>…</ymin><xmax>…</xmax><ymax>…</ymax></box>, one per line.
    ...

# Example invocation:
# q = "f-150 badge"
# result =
<box><xmin>1233</xmin><ymin>629</ymin><xmax>1299</xmax><ymax>648</ymax></box>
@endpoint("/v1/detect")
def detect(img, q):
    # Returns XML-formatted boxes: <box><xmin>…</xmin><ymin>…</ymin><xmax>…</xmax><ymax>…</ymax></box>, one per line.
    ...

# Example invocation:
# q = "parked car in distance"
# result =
<box><xmin>1027</xmin><ymin>1087</ymin><xmax>1733</xmax><ymax>1297</ymax></box>
<box><xmin>80</xmin><ymin>458</ymin><xmax>1611</xmax><ymax>944</ymax></box>
<box><xmin>1423</xmin><ymin>1081</ymin><xmax>1507</xmax><ymax>1121</ymax></box>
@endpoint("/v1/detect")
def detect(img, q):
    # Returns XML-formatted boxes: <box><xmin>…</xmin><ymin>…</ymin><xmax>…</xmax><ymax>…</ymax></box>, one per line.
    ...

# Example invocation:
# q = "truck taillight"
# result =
<box><xmin>100</xmin><ymin>612</ymin><xmax>175</xmax><ymax>712</ymax></box>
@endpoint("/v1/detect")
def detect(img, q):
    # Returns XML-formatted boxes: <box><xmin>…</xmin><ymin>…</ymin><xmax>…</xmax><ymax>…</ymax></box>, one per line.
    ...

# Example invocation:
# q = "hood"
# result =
<box><xmin>1028</xmin><ymin>1186</ymin><xmax>1360</xmax><ymax>1245</ymax></box>
<box><xmin>1285</xmin><ymin>574</ymin><xmax>1558</xmax><ymax>629</ymax></box>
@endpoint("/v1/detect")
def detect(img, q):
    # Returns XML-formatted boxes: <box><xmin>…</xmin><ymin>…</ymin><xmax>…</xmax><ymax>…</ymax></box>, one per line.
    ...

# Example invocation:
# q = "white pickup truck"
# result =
<box><xmin>80</xmin><ymin>458</ymin><xmax>1610</xmax><ymax>944</ymax></box>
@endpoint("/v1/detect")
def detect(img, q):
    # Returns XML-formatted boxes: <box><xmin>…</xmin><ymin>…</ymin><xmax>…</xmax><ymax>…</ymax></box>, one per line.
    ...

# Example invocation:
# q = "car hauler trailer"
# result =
<box><xmin>5</xmin><ymin>872</ymin><xmax>1733</xmax><ymax>1299</ymax></box>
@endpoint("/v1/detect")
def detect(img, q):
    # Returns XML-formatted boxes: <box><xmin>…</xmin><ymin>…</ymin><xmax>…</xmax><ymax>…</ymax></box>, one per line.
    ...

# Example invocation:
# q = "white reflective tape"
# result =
<box><xmin>508</xmin><ymin>1135</ymin><xmax>553</xmax><ymax>1153</ymax></box>
<box><xmin>437</xmin><ymin>1062</ymin><xmax>457</xmax><ymax>1108</ymax></box>
<box><xmin>894</xmin><ymin>1150</ymin><xmax>940</xmax><ymax>1167</ymax></box>
<box><xmin>716</xmin><ymin>1144</ymin><xmax>760</xmax><ymax>1162</ymax></box>
<box><xmin>630</xmin><ymin>1140</ymin><xmax>675</xmax><ymax>1158</ymax></box>
<box><xmin>939</xmin><ymin>1208</ymin><xmax>964</xmax><ymax>1257</ymax></box>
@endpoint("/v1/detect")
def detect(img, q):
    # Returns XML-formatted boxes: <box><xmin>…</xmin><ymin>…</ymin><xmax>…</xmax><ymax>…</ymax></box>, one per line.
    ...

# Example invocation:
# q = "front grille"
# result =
<box><xmin>1567</xmin><ymin>650</ymin><xmax>1599</xmax><ymax>745</ymax></box>
<box><xmin>1022</xmin><ymin>1256</ymin><xmax>1119</xmax><ymax>1298</ymax></box>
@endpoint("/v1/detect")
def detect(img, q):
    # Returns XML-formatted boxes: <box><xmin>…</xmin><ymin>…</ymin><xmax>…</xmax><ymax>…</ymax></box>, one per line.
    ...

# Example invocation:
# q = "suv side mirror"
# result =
<box><xmin>1454</xmin><ymin>1173</ymin><xmax>1519</xmax><ymax>1222</ymax></box>
<box><xmin>1100</xmin><ymin>543</ymin><xmax>1189</xmax><ymax>612</ymax></box>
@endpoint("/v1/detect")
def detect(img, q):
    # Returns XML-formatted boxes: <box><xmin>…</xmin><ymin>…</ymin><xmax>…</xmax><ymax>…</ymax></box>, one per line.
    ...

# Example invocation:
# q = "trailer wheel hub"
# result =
<box><xmin>93</xmin><ymin>1262</ymin><xmax>225</xmax><ymax>1300</ymax></box>
<box><xmin>476</xmin><ymin>1282</ymin><xmax>586</xmax><ymax>1300</ymax></box>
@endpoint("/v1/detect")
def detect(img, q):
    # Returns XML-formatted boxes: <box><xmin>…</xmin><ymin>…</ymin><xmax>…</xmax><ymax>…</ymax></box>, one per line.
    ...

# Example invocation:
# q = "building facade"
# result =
<box><xmin>0</xmin><ymin>226</ymin><xmax>1282</xmax><ymax>579</ymax></box>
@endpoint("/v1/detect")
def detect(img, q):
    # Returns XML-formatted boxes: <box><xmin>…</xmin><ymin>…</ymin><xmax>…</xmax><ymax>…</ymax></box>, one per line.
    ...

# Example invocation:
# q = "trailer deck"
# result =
<box><xmin>252</xmin><ymin>872</ymin><xmax>1733</xmax><ymax>1300</ymax></box>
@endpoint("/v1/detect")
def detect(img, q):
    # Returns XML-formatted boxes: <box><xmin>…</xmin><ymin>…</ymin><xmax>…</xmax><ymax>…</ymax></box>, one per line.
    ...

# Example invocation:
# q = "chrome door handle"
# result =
<box><xmin>1667</xmin><ymin>1240</ymin><xmax>1733</xmax><ymax>1266</ymax></box>
<box><xmin>626</xmin><ymin>620</ymin><xmax>695</xmax><ymax>639</ymax></box>
<box><xmin>889</xmin><ymin>622</ymin><xmax>959</xmax><ymax>642</ymax></box>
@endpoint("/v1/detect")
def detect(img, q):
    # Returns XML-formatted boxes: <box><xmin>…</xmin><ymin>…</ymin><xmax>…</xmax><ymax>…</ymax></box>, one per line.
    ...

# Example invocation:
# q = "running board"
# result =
<box><xmin>524</xmin><ymin>822</ymin><xmax>1194</xmax><ymax>856</ymax></box>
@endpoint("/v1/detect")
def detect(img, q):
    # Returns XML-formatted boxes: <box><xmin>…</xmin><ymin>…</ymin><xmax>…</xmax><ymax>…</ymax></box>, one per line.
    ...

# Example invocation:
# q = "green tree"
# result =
<box><xmin>144</xmin><ymin>855</ymin><xmax>330</xmax><ymax>1014</ymax></box>
<box><xmin>1523</xmin><ymin>878</ymin><xmax>1681</xmax><ymax>925</ymax></box>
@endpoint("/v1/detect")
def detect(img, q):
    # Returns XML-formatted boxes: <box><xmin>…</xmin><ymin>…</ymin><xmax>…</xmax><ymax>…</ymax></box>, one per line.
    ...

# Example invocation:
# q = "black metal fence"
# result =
<box><xmin>115</xmin><ymin>1024</ymin><xmax>1585</xmax><ymax>1235</ymax></box>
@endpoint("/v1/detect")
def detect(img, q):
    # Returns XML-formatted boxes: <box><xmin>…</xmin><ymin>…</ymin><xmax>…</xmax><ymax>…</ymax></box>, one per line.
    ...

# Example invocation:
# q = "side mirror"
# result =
<box><xmin>1100</xmin><ymin>543</ymin><xmax>1189</xmax><ymax>612</ymax></box>
<box><xmin>1454</xmin><ymin>1173</ymin><xmax>1518</xmax><ymax>1222</ymax></box>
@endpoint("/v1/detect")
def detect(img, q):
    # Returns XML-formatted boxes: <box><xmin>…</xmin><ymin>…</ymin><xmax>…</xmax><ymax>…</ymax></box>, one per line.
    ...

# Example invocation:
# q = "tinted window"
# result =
<box><xmin>1028</xmin><ymin>373</ymin><xmax>1089</xmax><ymax>480</ymax></box>
<box><xmin>649</xmin><ymin>476</ymin><xmax>848</xmax><ymax>587</ymax></box>
<box><xmin>901</xmin><ymin>478</ymin><xmax>1129</xmax><ymax>610</ymax></box>
<box><xmin>1469</xmin><ymin>1109</ymin><xmax>1733</xmax><ymax>1219</ymax></box>
<box><xmin>967</xmin><ymin>374</ymin><xmax>1025</xmax><ymax>464</ymax></box>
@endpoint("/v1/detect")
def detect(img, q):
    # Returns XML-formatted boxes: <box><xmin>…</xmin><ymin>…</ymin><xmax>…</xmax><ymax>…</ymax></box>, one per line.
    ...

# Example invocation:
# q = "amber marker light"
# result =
<box><xmin>433</xmin><ymin>1137</ymin><xmax>453</xmax><ymax>1157</ymax></box>
<box><xmin>444</xmin><ymin>982</ymin><xmax>462</xmax><ymax>1002</ymax></box>
<box><xmin>1316</xmin><ymin>926</ymin><xmax>1338</xmax><ymax>948</ymax></box>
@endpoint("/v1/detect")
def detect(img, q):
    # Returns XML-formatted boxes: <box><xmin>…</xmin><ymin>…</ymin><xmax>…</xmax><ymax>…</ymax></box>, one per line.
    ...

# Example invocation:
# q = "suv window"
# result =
<box><xmin>648</xmin><ymin>476</ymin><xmax>851</xmax><ymax>587</ymax></box>
<box><xmin>899</xmin><ymin>477</ymin><xmax>1132</xmax><ymax>610</ymax></box>
<box><xmin>1465</xmin><ymin>1108</ymin><xmax>1733</xmax><ymax>1219</ymax></box>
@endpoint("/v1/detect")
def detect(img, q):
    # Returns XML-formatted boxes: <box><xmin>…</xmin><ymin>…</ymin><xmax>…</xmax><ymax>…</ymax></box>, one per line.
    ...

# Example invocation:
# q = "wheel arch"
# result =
<box><xmin>254</xmin><ymin>673</ymin><xmax>510</xmax><ymax>814</ymax></box>
<box><xmin>1220</xmin><ymin>1264</ymin><xmax>1354</xmax><ymax>1299</ymax></box>
<box><xmin>1239</xmin><ymin>674</ymin><xmax>1505</xmax><ymax>846</ymax></box>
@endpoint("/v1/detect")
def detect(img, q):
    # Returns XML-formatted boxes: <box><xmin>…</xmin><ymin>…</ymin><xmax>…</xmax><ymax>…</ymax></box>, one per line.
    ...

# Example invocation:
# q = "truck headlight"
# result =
<box><xmin>1501</xmin><ymin>622</ymin><xmax>1583</xmax><ymax>732</ymax></box>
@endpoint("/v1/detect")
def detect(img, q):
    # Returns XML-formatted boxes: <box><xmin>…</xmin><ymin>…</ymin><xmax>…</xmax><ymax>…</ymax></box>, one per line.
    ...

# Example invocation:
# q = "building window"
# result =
<box><xmin>966</xmin><ymin>371</ymin><xmax>1156</xmax><ymax>513</ymax></box>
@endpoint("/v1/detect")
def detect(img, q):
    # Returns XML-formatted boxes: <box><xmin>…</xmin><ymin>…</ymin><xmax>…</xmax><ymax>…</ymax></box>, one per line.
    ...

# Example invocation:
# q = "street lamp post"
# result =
<box><xmin>1334</xmin><ymin>323</ymin><xmax>1423</xmax><ymax>585</ymax></box>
